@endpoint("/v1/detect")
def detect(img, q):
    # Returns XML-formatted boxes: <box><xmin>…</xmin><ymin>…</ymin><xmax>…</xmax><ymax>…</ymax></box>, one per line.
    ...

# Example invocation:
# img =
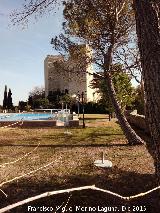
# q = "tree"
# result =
<box><xmin>28</xmin><ymin>86</ymin><xmax>46</xmax><ymax>109</ymax></box>
<box><xmin>29</xmin><ymin>86</ymin><xmax>45</xmax><ymax>100</ymax></box>
<box><xmin>60</xmin><ymin>93</ymin><xmax>76</xmax><ymax>109</ymax></box>
<box><xmin>9</xmin><ymin>0</ymin><xmax>160</xmax><ymax>188</ymax></box>
<box><xmin>51</xmin><ymin>0</ymin><xmax>144</xmax><ymax>145</ymax></box>
<box><xmin>47</xmin><ymin>89</ymin><xmax>61</xmax><ymax>106</ymax></box>
<box><xmin>11</xmin><ymin>0</ymin><xmax>144</xmax><ymax>145</ymax></box>
<box><xmin>132</xmin><ymin>85</ymin><xmax>144</xmax><ymax>115</ymax></box>
<box><xmin>3</xmin><ymin>86</ymin><xmax>13</xmax><ymax>110</ymax></box>
<box><xmin>3</xmin><ymin>85</ymin><xmax>8</xmax><ymax>109</ymax></box>
<box><xmin>19</xmin><ymin>101</ymin><xmax>28</xmax><ymax>111</ymax></box>
<box><xmin>92</xmin><ymin>64</ymin><xmax>135</xmax><ymax>113</ymax></box>
<box><xmin>133</xmin><ymin>0</ymin><xmax>160</xmax><ymax>182</ymax></box>
<box><xmin>33</xmin><ymin>98</ymin><xmax>49</xmax><ymax>109</ymax></box>
<box><xmin>7</xmin><ymin>88</ymin><xmax>13</xmax><ymax>110</ymax></box>
<box><xmin>28</xmin><ymin>96</ymin><xmax>33</xmax><ymax>107</ymax></box>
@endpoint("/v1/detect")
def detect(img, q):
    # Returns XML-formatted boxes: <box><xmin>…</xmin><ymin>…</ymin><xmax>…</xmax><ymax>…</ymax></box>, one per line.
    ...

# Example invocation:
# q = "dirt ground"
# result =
<box><xmin>0</xmin><ymin>117</ymin><xmax>159</xmax><ymax>213</ymax></box>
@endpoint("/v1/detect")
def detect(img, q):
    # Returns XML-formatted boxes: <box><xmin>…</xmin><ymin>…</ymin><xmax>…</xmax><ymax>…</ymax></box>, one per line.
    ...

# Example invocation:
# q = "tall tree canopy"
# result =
<box><xmin>7</xmin><ymin>88</ymin><xmax>13</xmax><ymax>110</ymax></box>
<box><xmin>11</xmin><ymin>0</ymin><xmax>144</xmax><ymax>145</ymax></box>
<box><xmin>51</xmin><ymin>0</ymin><xmax>144</xmax><ymax>145</ymax></box>
<box><xmin>3</xmin><ymin>85</ymin><xmax>8</xmax><ymax>109</ymax></box>
<box><xmin>11</xmin><ymin>0</ymin><xmax>160</xmax><ymax>180</ymax></box>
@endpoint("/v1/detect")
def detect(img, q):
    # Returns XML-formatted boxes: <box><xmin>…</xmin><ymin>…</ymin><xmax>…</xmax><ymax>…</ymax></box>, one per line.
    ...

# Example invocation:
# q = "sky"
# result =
<box><xmin>0</xmin><ymin>0</ymin><xmax>139</xmax><ymax>106</ymax></box>
<box><xmin>0</xmin><ymin>0</ymin><xmax>64</xmax><ymax>105</ymax></box>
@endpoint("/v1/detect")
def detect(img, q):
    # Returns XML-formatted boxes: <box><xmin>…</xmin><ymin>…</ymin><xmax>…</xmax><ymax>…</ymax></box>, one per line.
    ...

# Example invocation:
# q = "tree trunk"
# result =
<box><xmin>105</xmin><ymin>72</ymin><xmax>144</xmax><ymax>145</ymax></box>
<box><xmin>103</xmin><ymin>40</ymin><xmax>144</xmax><ymax>145</ymax></box>
<box><xmin>134</xmin><ymin>0</ymin><xmax>160</xmax><ymax>182</ymax></box>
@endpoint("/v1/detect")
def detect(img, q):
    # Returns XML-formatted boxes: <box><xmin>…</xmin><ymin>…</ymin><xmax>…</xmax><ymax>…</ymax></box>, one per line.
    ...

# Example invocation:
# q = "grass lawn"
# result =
<box><xmin>0</xmin><ymin>123</ymin><xmax>124</xmax><ymax>146</ymax></box>
<box><xmin>0</xmin><ymin>115</ymin><xmax>159</xmax><ymax>213</ymax></box>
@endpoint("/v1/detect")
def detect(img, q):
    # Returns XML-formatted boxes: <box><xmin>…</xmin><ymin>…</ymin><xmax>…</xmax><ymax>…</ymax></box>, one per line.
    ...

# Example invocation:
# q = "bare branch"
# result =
<box><xmin>10</xmin><ymin>0</ymin><xmax>61</xmax><ymax>26</ymax></box>
<box><xmin>117</xmin><ymin>1</ymin><xmax>127</xmax><ymax>19</ymax></box>
<box><xmin>115</xmin><ymin>47</ymin><xmax>142</xmax><ymax>84</ymax></box>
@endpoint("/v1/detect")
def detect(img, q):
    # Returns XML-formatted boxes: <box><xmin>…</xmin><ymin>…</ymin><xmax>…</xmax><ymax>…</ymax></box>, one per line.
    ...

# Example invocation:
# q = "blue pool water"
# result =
<box><xmin>0</xmin><ymin>113</ymin><xmax>54</xmax><ymax>121</ymax></box>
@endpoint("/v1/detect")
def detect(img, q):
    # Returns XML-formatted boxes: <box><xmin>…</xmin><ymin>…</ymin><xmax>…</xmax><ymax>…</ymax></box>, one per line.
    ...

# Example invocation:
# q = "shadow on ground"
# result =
<box><xmin>0</xmin><ymin>166</ymin><xmax>159</xmax><ymax>213</ymax></box>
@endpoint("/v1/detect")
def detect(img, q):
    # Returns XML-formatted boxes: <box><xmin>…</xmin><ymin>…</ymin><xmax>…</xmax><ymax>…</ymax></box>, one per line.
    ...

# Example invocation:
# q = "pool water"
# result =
<box><xmin>0</xmin><ymin>113</ymin><xmax>54</xmax><ymax>121</ymax></box>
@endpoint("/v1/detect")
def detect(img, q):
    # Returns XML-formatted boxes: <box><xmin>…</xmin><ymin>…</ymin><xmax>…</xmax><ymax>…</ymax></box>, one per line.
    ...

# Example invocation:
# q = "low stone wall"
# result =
<box><xmin>126</xmin><ymin>113</ymin><xmax>149</xmax><ymax>134</ymax></box>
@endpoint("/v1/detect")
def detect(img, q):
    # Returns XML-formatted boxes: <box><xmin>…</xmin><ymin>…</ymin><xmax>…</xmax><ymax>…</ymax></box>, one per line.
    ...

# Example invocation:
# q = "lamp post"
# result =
<box><xmin>77</xmin><ymin>91</ymin><xmax>80</xmax><ymax>117</ymax></box>
<box><xmin>81</xmin><ymin>91</ymin><xmax>86</xmax><ymax>128</ymax></box>
<box><xmin>78</xmin><ymin>91</ymin><xmax>86</xmax><ymax>128</ymax></box>
<box><xmin>62</xmin><ymin>102</ymin><xmax>64</xmax><ymax>123</ymax></box>
<box><xmin>75</xmin><ymin>91</ymin><xmax>86</xmax><ymax>128</ymax></box>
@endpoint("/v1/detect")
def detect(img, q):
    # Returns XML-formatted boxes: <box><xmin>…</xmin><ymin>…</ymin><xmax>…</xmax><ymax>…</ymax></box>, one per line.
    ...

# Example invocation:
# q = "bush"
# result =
<box><xmin>80</xmin><ymin>102</ymin><xmax>107</xmax><ymax>114</ymax></box>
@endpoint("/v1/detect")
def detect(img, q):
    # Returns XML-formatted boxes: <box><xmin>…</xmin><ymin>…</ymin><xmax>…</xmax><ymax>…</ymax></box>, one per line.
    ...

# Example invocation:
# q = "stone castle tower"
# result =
<box><xmin>44</xmin><ymin>44</ymin><xmax>98</xmax><ymax>102</ymax></box>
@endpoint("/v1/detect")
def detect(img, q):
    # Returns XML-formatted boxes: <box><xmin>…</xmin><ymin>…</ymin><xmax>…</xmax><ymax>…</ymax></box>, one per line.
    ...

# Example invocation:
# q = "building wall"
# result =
<box><xmin>44</xmin><ymin>45</ymin><xmax>99</xmax><ymax>102</ymax></box>
<box><xmin>44</xmin><ymin>55</ymin><xmax>65</xmax><ymax>97</ymax></box>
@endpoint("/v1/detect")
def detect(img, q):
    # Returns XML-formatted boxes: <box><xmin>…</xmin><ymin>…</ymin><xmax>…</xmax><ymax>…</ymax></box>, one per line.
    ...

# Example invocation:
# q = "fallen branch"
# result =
<box><xmin>0</xmin><ymin>184</ymin><xmax>160</xmax><ymax>212</ymax></box>
<box><xmin>0</xmin><ymin>143</ymin><xmax>40</xmax><ymax>168</ymax></box>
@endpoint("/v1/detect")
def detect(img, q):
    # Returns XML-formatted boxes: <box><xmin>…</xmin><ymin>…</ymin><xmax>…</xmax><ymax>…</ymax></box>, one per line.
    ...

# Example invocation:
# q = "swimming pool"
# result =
<box><xmin>0</xmin><ymin>113</ymin><xmax>54</xmax><ymax>121</ymax></box>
